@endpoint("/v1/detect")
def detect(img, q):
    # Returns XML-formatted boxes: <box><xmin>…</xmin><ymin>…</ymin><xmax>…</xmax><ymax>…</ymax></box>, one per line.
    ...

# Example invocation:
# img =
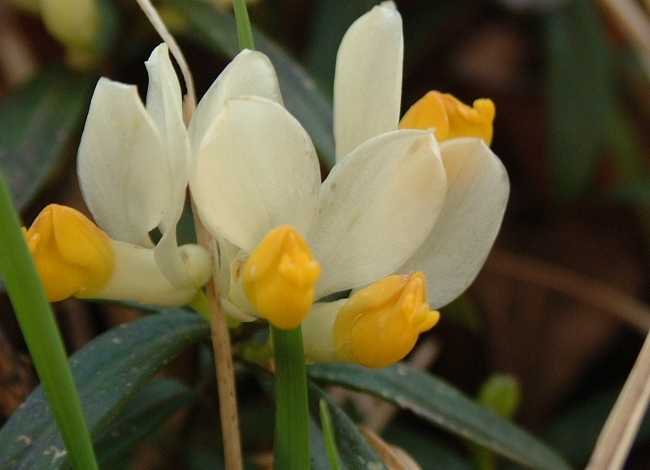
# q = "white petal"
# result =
<box><xmin>399</xmin><ymin>138</ymin><xmax>509</xmax><ymax>309</ymax></box>
<box><xmin>77</xmin><ymin>78</ymin><xmax>171</xmax><ymax>246</ymax></box>
<box><xmin>302</xmin><ymin>300</ymin><xmax>347</xmax><ymax>364</ymax></box>
<box><xmin>307</xmin><ymin>129</ymin><xmax>447</xmax><ymax>298</ymax></box>
<box><xmin>217</xmin><ymin>235</ymin><xmax>258</xmax><ymax>322</ymax></box>
<box><xmin>190</xmin><ymin>96</ymin><xmax>321</xmax><ymax>253</ymax></box>
<box><xmin>333</xmin><ymin>2</ymin><xmax>403</xmax><ymax>162</ymax></box>
<box><xmin>93</xmin><ymin>241</ymin><xmax>199</xmax><ymax>306</ymax></box>
<box><xmin>188</xmin><ymin>49</ymin><xmax>282</xmax><ymax>164</ymax></box>
<box><xmin>153</xmin><ymin>227</ymin><xmax>193</xmax><ymax>288</ymax></box>
<box><xmin>144</xmin><ymin>44</ymin><xmax>191</xmax><ymax>233</ymax></box>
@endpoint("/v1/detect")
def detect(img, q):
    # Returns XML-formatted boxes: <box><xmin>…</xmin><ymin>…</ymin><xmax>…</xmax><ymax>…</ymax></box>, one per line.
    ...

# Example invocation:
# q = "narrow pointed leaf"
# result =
<box><xmin>0</xmin><ymin>311</ymin><xmax>209</xmax><ymax>470</ymax></box>
<box><xmin>543</xmin><ymin>0</ymin><xmax>614</xmax><ymax>200</ymax></box>
<box><xmin>95</xmin><ymin>379</ymin><xmax>198</xmax><ymax>465</ymax></box>
<box><xmin>308</xmin><ymin>363</ymin><xmax>573</xmax><ymax>470</ymax></box>
<box><xmin>309</xmin><ymin>383</ymin><xmax>387</xmax><ymax>470</ymax></box>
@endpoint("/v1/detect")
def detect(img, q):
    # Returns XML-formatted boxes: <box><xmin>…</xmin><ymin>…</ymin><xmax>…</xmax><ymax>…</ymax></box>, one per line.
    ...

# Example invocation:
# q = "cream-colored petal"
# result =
<box><xmin>190</xmin><ymin>96</ymin><xmax>320</xmax><ymax>253</ymax></box>
<box><xmin>398</xmin><ymin>138</ymin><xmax>509</xmax><ymax>309</ymax></box>
<box><xmin>77</xmin><ymin>78</ymin><xmax>171</xmax><ymax>247</ymax></box>
<box><xmin>90</xmin><ymin>240</ymin><xmax>200</xmax><ymax>306</ymax></box>
<box><xmin>333</xmin><ymin>1</ymin><xmax>403</xmax><ymax>162</ymax></box>
<box><xmin>217</xmin><ymin>235</ymin><xmax>258</xmax><ymax>322</ymax></box>
<box><xmin>153</xmin><ymin>227</ymin><xmax>194</xmax><ymax>289</ymax></box>
<box><xmin>144</xmin><ymin>44</ymin><xmax>191</xmax><ymax>233</ymax></box>
<box><xmin>188</xmin><ymin>49</ymin><xmax>282</xmax><ymax>166</ymax></box>
<box><xmin>307</xmin><ymin>129</ymin><xmax>447</xmax><ymax>299</ymax></box>
<box><xmin>302</xmin><ymin>300</ymin><xmax>347</xmax><ymax>364</ymax></box>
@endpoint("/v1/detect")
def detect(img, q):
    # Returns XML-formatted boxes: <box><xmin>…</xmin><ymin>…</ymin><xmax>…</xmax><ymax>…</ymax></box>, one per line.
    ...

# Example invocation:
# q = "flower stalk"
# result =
<box><xmin>272</xmin><ymin>325</ymin><xmax>311</xmax><ymax>470</ymax></box>
<box><xmin>0</xmin><ymin>172</ymin><xmax>98</xmax><ymax>470</ymax></box>
<box><xmin>230</xmin><ymin>1</ymin><xmax>312</xmax><ymax>468</ymax></box>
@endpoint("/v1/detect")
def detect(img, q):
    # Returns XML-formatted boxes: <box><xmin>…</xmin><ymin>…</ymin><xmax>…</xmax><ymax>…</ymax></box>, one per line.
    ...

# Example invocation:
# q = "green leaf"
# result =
<box><xmin>309</xmin><ymin>384</ymin><xmax>387</xmax><ymax>470</ymax></box>
<box><xmin>0</xmin><ymin>170</ymin><xmax>98</xmax><ymax>469</ymax></box>
<box><xmin>383</xmin><ymin>421</ymin><xmax>473</xmax><ymax>470</ymax></box>
<box><xmin>165</xmin><ymin>0</ymin><xmax>336</xmax><ymax>169</ymax></box>
<box><xmin>95</xmin><ymin>378</ymin><xmax>199</xmax><ymax>465</ymax></box>
<box><xmin>0</xmin><ymin>64</ymin><xmax>95</xmax><ymax>210</ymax></box>
<box><xmin>252</xmin><ymin>366</ymin><xmax>386</xmax><ymax>470</ymax></box>
<box><xmin>542</xmin><ymin>0</ymin><xmax>615</xmax><ymax>200</ymax></box>
<box><xmin>308</xmin><ymin>363</ymin><xmax>573</xmax><ymax>470</ymax></box>
<box><xmin>0</xmin><ymin>311</ymin><xmax>210</xmax><ymax>470</ymax></box>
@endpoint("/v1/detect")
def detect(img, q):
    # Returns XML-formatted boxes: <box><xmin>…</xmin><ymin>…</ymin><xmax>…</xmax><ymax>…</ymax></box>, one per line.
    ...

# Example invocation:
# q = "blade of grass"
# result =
<box><xmin>0</xmin><ymin>171</ymin><xmax>98</xmax><ymax>470</ymax></box>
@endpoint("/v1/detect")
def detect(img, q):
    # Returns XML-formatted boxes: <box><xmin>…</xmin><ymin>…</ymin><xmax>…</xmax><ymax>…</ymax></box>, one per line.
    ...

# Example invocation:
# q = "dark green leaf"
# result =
<box><xmin>383</xmin><ymin>422</ymin><xmax>473</xmax><ymax>470</ymax></box>
<box><xmin>165</xmin><ymin>0</ymin><xmax>336</xmax><ymax>169</ymax></box>
<box><xmin>95</xmin><ymin>378</ymin><xmax>199</xmax><ymax>465</ymax></box>
<box><xmin>309</xmin><ymin>384</ymin><xmax>387</xmax><ymax>470</ymax></box>
<box><xmin>543</xmin><ymin>0</ymin><xmax>614</xmax><ymax>200</ymax></box>
<box><xmin>252</xmin><ymin>366</ymin><xmax>386</xmax><ymax>470</ymax></box>
<box><xmin>308</xmin><ymin>363</ymin><xmax>573</xmax><ymax>470</ymax></box>
<box><xmin>0</xmin><ymin>311</ymin><xmax>209</xmax><ymax>470</ymax></box>
<box><xmin>0</xmin><ymin>64</ymin><xmax>95</xmax><ymax>210</ymax></box>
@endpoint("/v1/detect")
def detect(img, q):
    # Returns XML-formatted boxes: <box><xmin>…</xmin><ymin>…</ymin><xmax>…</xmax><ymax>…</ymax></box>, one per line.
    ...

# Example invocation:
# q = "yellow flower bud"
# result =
<box><xmin>243</xmin><ymin>226</ymin><xmax>321</xmax><ymax>330</ymax></box>
<box><xmin>399</xmin><ymin>91</ymin><xmax>495</xmax><ymax>146</ymax></box>
<box><xmin>24</xmin><ymin>204</ymin><xmax>114</xmax><ymax>302</ymax></box>
<box><xmin>334</xmin><ymin>272</ymin><xmax>440</xmax><ymax>368</ymax></box>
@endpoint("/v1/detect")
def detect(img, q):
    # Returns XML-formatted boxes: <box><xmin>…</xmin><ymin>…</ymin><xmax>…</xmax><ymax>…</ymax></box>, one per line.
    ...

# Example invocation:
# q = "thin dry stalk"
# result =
<box><xmin>132</xmin><ymin>1</ymin><xmax>243</xmax><ymax>468</ymax></box>
<box><xmin>599</xmin><ymin>0</ymin><xmax>650</xmax><ymax>75</ymax></box>
<box><xmin>586</xmin><ymin>328</ymin><xmax>650</xmax><ymax>470</ymax></box>
<box><xmin>134</xmin><ymin>0</ymin><xmax>196</xmax><ymax>116</ymax></box>
<box><xmin>194</xmin><ymin>219</ymin><xmax>244</xmax><ymax>470</ymax></box>
<box><xmin>599</xmin><ymin>0</ymin><xmax>650</xmax><ymax>55</ymax></box>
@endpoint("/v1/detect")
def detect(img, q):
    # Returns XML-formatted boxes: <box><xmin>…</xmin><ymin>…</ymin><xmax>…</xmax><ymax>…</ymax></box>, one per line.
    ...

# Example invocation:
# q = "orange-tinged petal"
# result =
<box><xmin>400</xmin><ymin>91</ymin><xmax>495</xmax><ymax>145</ymax></box>
<box><xmin>24</xmin><ymin>204</ymin><xmax>114</xmax><ymax>301</ymax></box>
<box><xmin>334</xmin><ymin>272</ymin><xmax>439</xmax><ymax>368</ymax></box>
<box><xmin>243</xmin><ymin>226</ymin><xmax>321</xmax><ymax>330</ymax></box>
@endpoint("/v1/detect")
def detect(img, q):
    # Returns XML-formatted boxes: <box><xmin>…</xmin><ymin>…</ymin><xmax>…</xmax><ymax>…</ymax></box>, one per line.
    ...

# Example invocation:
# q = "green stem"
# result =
<box><xmin>233</xmin><ymin>0</ymin><xmax>255</xmax><ymax>50</ymax></box>
<box><xmin>319</xmin><ymin>398</ymin><xmax>341</xmax><ymax>470</ymax></box>
<box><xmin>272</xmin><ymin>325</ymin><xmax>310</xmax><ymax>470</ymax></box>
<box><xmin>0</xmin><ymin>173</ymin><xmax>98</xmax><ymax>470</ymax></box>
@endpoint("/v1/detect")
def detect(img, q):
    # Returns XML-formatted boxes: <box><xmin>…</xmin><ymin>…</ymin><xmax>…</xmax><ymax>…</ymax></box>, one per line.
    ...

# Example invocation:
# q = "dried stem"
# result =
<box><xmin>194</xmin><ymin>214</ymin><xmax>244</xmax><ymax>470</ymax></box>
<box><xmin>586</xmin><ymin>328</ymin><xmax>650</xmax><ymax>470</ymax></box>
<box><xmin>133</xmin><ymin>1</ymin><xmax>242</xmax><ymax>467</ymax></box>
<box><xmin>134</xmin><ymin>0</ymin><xmax>196</xmax><ymax>116</ymax></box>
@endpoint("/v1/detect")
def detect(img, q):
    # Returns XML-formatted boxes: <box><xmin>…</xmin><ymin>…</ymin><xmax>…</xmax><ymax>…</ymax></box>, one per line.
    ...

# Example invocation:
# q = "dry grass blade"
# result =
<box><xmin>585</xmin><ymin>329</ymin><xmax>650</xmax><ymax>470</ymax></box>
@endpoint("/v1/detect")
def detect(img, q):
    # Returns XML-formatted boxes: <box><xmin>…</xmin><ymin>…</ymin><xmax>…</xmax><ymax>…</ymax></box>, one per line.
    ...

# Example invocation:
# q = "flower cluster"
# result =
<box><xmin>25</xmin><ymin>1</ymin><xmax>509</xmax><ymax>368</ymax></box>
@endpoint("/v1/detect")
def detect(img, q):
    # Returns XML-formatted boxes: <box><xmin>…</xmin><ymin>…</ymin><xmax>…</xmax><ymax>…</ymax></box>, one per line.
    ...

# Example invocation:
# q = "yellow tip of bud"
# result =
<box><xmin>334</xmin><ymin>272</ymin><xmax>440</xmax><ymax>368</ymax></box>
<box><xmin>243</xmin><ymin>226</ymin><xmax>321</xmax><ymax>330</ymax></box>
<box><xmin>399</xmin><ymin>91</ymin><xmax>495</xmax><ymax>146</ymax></box>
<box><xmin>24</xmin><ymin>204</ymin><xmax>114</xmax><ymax>302</ymax></box>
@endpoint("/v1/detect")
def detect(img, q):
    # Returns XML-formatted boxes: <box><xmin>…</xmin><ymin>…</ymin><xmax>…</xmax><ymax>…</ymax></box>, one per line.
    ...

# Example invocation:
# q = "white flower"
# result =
<box><xmin>191</xmin><ymin>1</ymin><xmax>508</xmax><ymax>367</ymax></box>
<box><xmin>333</xmin><ymin>2</ymin><xmax>510</xmax><ymax>310</ymax></box>
<box><xmin>190</xmin><ymin>7</ymin><xmax>447</xmax><ymax>330</ymax></box>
